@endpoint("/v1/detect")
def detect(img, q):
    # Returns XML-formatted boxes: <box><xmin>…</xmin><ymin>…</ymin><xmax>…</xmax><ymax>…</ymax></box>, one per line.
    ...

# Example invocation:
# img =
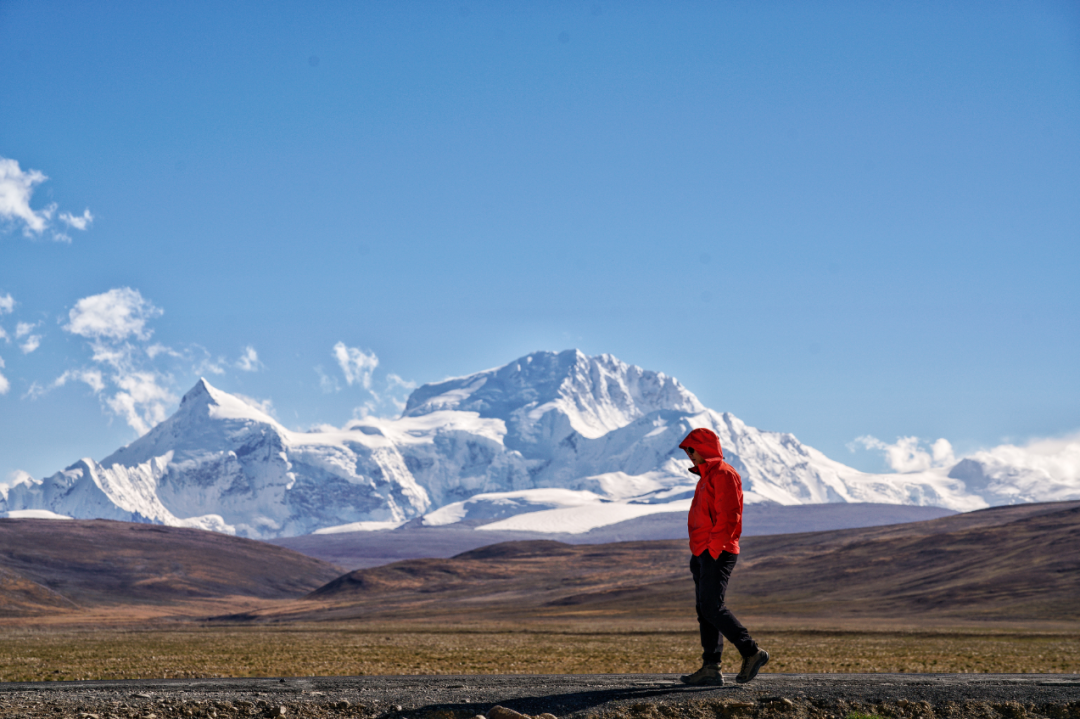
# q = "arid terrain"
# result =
<box><xmin>229</xmin><ymin>500</ymin><xmax>1080</xmax><ymax>626</ymax></box>
<box><xmin>0</xmin><ymin>502</ymin><xmax>1077</xmax><ymax>683</ymax></box>
<box><xmin>0</xmin><ymin>674</ymin><xmax>1078</xmax><ymax>719</ymax></box>
<box><xmin>0</xmin><ymin>519</ymin><xmax>342</xmax><ymax>620</ymax></box>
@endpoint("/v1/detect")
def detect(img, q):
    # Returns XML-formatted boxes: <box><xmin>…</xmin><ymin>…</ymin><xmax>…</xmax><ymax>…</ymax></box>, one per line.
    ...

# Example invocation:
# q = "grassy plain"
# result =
<box><xmin>0</xmin><ymin>622</ymin><xmax>1076</xmax><ymax>682</ymax></box>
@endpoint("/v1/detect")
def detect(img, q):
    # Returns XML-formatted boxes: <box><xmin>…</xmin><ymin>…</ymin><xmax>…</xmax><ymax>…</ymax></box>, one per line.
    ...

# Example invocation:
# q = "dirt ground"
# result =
<box><xmin>0</xmin><ymin>623</ymin><xmax>1077</xmax><ymax>683</ymax></box>
<box><xmin>0</xmin><ymin>672</ymin><xmax>1078</xmax><ymax>719</ymax></box>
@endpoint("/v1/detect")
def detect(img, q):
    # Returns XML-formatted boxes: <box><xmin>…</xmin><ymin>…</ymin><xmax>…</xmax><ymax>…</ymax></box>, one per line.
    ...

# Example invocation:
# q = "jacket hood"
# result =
<box><xmin>679</xmin><ymin>427</ymin><xmax>724</xmax><ymax>460</ymax></box>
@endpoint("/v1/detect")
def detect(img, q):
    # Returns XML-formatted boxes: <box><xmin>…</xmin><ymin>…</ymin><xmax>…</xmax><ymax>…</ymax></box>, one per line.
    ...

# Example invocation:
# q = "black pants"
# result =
<box><xmin>690</xmin><ymin>550</ymin><xmax>758</xmax><ymax>663</ymax></box>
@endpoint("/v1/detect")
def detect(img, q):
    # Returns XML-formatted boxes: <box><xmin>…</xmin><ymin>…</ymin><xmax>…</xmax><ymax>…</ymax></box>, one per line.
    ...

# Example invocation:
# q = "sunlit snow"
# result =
<box><xmin>2</xmin><ymin>349</ymin><xmax>1076</xmax><ymax>538</ymax></box>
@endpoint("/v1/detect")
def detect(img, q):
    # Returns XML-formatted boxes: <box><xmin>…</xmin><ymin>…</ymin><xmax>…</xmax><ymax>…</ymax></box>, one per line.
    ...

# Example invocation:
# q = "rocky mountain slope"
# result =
<box><xmin>2</xmin><ymin>350</ymin><xmax>1072</xmax><ymax>538</ymax></box>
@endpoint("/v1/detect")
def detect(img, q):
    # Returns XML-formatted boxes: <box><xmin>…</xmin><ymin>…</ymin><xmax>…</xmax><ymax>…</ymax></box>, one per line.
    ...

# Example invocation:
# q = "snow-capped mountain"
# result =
<box><xmin>3</xmin><ymin>350</ymin><xmax>1074</xmax><ymax>538</ymax></box>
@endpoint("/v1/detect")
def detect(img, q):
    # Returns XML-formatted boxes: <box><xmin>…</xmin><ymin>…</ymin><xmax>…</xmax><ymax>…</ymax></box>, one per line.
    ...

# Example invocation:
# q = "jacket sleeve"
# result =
<box><xmin>709</xmin><ymin>466</ymin><xmax>741</xmax><ymax>551</ymax></box>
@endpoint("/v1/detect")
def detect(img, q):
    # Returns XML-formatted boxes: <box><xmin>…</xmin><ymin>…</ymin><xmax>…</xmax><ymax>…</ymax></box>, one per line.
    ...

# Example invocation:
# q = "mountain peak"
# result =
<box><xmin>402</xmin><ymin>349</ymin><xmax>705</xmax><ymax>440</ymax></box>
<box><xmin>181</xmin><ymin>377</ymin><xmax>214</xmax><ymax>405</ymax></box>
<box><xmin>175</xmin><ymin>378</ymin><xmax>279</xmax><ymax>427</ymax></box>
<box><xmin>180</xmin><ymin>377</ymin><xmax>243</xmax><ymax>408</ymax></box>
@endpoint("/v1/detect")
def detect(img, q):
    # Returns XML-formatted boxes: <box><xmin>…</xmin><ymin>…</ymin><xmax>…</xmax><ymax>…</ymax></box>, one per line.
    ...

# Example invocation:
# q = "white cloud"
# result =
<box><xmin>0</xmin><ymin>157</ymin><xmax>54</xmax><ymax>235</ymax></box>
<box><xmin>0</xmin><ymin>294</ymin><xmax>14</xmax><ymax>314</ymax></box>
<box><xmin>51</xmin><ymin>287</ymin><xmax>271</xmax><ymax>437</ymax></box>
<box><xmin>930</xmin><ymin>431</ymin><xmax>1080</xmax><ymax>504</ymax></box>
<box><xmin>15</xmin><ymin>321</ymin><xmax>41</xmax><ymax>354</ymax></box>
<box><xmin>966</xmin><ymin>433</ymin><xmax>1080</xmax><ymax>487</ymax></box>
<box><xmin>146</xmin><ymin>343</ymin><xmax>181</xmax><ymax>359</ymax></box>
<box><xmin>88</xmin><ymin>340</ymin><xmax>128</xmax><ymax>367</ymax></box>
<box><xmin>64</xmin><ymin>287</ymin><xmax>162</xmax><ymax>341</ymax></box>
<box><xmin>851</xmin><ymin>435</ymin><xmax>955</xmax><ymax>472</ymax></box>
<box><xmin>19</xmin><ymin>335</ymin><xmax>41</xmax><ymax>354</ymax></box>
<box><xmin>329</xmin><ymin>342</ymin><xmax>416</xmax><ymax>417</ymax></box>
<box><xmin>0</xmin><ymin>356</ymin><xmax>9</xmax><ymax>395</ymax></box>
<box><xmin>2</xmin><ymin>470</ymin><xmax>34</xmax><ymax>494</ymax></box>
<box><xmin>54</xmin><ymin>368</ymin><xmax>106</xmax><ymax>393</ymax></box>
<box><xmin>236</xmin><ymin>346</ymin><xmax>262</xmax><ymax>372</ymax></box>
<box><xmin>58</xmin><ymin>209</ymin><xmax>93</xmax><ymax>230</ymax></box>
<box><xmin>0</xmin><ymin>327</ymin><xmax>7</xmax><ymax>343</ymax></box>
<box><xmin>195</xmin><ymin>356</ymin><xmax>226</xmax><ymax>376</ymax></box>
<box><xmin>56</xmin><ymin>287</ymin><xmax>175</xmax><ymax>435</ymax></box>
<box><xmin>90</xmin><ymin>340</ymin><xmax>176</xmax><ymax>434</ymax></box>
<box><xmin>333</xmin><ymin>342</ymin><xmax>379</xmax><ymax>389</ymax></box>
<box><xmin>26</xmin><ymin>368</ymin><xmax>107</xmax><ymax>400</ymax></box>
<box><xmin>0</xmin><ymin>157</ymin><xmax>92</xmax><ymax>242</ymax></box>
<box><xmin>105</xmin><ymin>371</ymin><xmax>176</xmax><ymax>435</ymax></box>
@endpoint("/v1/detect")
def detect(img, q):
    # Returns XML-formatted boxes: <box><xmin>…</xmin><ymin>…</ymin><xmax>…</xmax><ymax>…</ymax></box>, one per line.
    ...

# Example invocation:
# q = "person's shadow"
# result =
<box><xmin>401</xmin><ymin>680</ymin><xmax>744</xmax><ymax>718</ymax></box>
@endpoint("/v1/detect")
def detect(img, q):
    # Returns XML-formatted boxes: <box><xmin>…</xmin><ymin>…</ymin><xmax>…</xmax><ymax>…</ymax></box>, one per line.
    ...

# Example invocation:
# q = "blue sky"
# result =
<box><xmin>2</xmin><ymin>0</ymin><xmax>1079</xmax><ymax>481</ymax></box>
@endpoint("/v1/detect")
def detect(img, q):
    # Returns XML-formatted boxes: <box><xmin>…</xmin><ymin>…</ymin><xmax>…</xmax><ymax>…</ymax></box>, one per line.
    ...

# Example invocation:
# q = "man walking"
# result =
<box><xmin>679</xmin><ymin>427</ymin><xmax>769</xmax><ymax>686</ymax></box>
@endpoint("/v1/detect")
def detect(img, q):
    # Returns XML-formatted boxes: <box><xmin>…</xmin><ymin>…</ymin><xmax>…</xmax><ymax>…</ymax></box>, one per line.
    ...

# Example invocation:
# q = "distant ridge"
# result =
<box><xmin>270</xmin><ymin>502</ymin><xmax>957</xmax><ymax>570</ymax></box>
<box><xmin>233</xmin><ymin>500</ymin><xmax>1080</xmax><ymax>625</ymax></box>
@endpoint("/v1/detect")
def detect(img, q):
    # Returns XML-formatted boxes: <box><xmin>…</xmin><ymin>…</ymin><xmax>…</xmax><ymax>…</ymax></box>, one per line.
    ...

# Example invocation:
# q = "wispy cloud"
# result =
<box><xmin>104</xmin><ymin>371</ymin><xmax>175</xmax><ymax>433</ymax></box>
<box><xmin>850</xmin><ymin>435</ymin><xmax>955</xmax><ymax>472</ymax></box>
<box><xmin>236</xmin><ymin>345</ymin><xmax>262</xmax><ymax>372</ymax></box>
<box><xmin>28</xmin><ymin>286</ymin><xmax>265</xmax><ymax>436</ymax></box>
<box><xmin>53</xmin><ymin>368</ymin><xmax>106</xmax><ymax>393</ymax></box>
<box><xmin>193</xmin><ymin>350</ymin><xmax>227</xmax><ymax>376</ymax></box>
<box><xmin>15</xmin><ymin>321</ymin><xmax>41</xmax><ymax>354</ymax></box>
<box><xmin>58</xmin><ymin>287</ymin><xmax>175</xmax><ymax>435</ymax></box>
<box><xmin>324</xmin><ymin>342</ymin><xmax>416</xmax><ymax>417</ymax></box>
<box><xmin>235</xmin><ymin>393</ymin><xmax>276</xmax><ymax>418</ymax></box>
<box><xmin>333</xmin><ymin>342</ymin><xmax>378</xmax><ymax>389</ymax></box>
<box><xmin>59</xmin><ymin>209</ymin><xmax>93</xmax><ymax>231</ymax></box>
<box><xmin>1</xmin><ymin>294</ymin><xmax>16</xmax><ymax>345</ymax></box>
<box><xmin>0</xmin><ymin>156</ymin><xmax>91</xmax><ymax>241</ymax></box>
<box><xmin>0</xmin><ymin>356</ymin><xmax>9</xmax><ymax>395</ymax></box>
<box><xmin>146</xmin><ymin>343</ymin><xmax>181</xmax><ymax>359</ymax></box>
<box><xmin>26</xmin><ymin>368</ymin><xmax>107</xmax><ymax>400</ymax></box>
<box><xmin>384</xmin><ymin>373</ymin><xmax>418</xmax><ymax>413</ymax></box>
<box><xmin>316</xmin><ymin>365</ymin><xmax>340</xmax><ymax>393</ymax></box>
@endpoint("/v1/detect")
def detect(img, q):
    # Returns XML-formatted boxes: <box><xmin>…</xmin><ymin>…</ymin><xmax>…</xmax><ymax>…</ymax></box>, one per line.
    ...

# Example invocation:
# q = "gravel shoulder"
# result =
<box><xmin>1</xmin><ymin>674</ymin><xmax>1078</xmax><ymax>719</ymax></box>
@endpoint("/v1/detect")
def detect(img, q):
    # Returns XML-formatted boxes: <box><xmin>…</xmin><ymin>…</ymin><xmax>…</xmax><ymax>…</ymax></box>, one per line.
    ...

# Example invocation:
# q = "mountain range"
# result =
<box><xmin>2</xmin><ymin>349</ymin><xmax>1076</xmax><ymax>539</ymax></box>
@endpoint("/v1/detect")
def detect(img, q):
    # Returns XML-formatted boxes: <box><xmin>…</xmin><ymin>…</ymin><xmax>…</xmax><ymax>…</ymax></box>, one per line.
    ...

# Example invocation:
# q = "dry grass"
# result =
<box><xmin>0</xmin><ymin>622</ymin><xmax>1076</xmax><ymax>682</ymax></box>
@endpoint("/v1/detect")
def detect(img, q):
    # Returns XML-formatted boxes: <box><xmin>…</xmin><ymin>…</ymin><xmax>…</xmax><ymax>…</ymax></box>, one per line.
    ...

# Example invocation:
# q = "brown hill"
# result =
<box><xmin>0</xmin><ymin>518</ymin><xmax>343</xmax><ymax>617</ymax></box>
<box><xmin>225</xmin><ymin>500</ymin><xmax>1080</xmax><ymax>625</ymax></box>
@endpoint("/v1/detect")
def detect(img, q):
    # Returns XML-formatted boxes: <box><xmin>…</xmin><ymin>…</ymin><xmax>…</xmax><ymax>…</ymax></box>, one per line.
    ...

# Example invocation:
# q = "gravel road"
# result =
<box><xmin>2</xmin><ymin>674</ymin><xmax>1078</xmax><ymax>719</ymax></box>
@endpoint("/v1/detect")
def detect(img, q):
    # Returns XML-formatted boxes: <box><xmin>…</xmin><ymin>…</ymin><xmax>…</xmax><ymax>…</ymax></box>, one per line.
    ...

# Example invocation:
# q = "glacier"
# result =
<box><xmin>2</xmin><ymin>349</ymin><xmax>1073</xmax><ymax>538</ymax></box>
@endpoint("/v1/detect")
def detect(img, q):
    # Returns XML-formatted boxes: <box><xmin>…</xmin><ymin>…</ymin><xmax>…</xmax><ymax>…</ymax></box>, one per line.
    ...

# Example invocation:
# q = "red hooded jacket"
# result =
<box><xmin>680</xmin><ymin>427</ymin><xmax>742</xmax><ymax>558</ymax></box>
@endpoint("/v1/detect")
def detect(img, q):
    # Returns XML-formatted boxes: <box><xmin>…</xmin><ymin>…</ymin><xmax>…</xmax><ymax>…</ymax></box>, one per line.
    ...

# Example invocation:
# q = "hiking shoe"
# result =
<box><xmin>680</xmin><ymin>662</ymin><xmax>724</xmax><ymax>686</ymax></box>
<box><xmin>735</xmin><ymin>649</ymin><xmax>769</xmax><ymax>684</ymax></box>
